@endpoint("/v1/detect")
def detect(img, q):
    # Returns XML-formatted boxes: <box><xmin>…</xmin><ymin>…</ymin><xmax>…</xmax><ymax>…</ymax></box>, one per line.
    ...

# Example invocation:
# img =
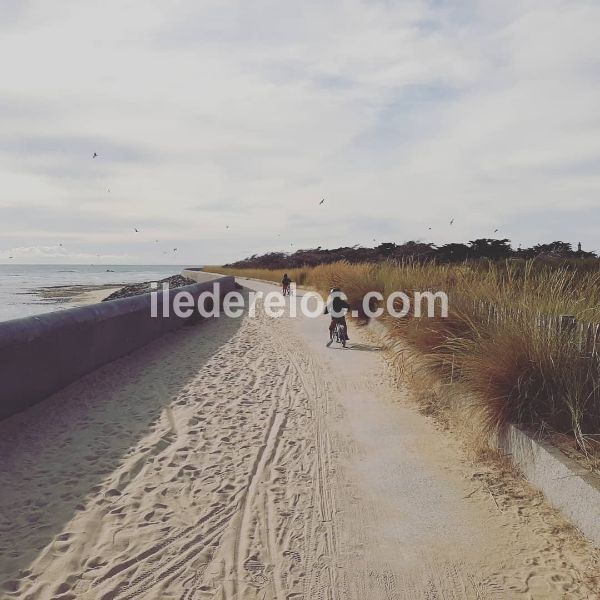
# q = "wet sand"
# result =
<box><xmin>31</xmin><ymin>284</ymin><xmax>121</xmax><ymax>306</ymax></box>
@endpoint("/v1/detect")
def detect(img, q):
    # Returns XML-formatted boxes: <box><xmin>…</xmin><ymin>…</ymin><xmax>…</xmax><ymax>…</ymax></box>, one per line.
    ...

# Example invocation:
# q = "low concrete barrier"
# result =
<box><xmin>181</xmin><ymin>268</ymin><xmax>223</xmax><ymax>284</ymax></box>
<box><xmin>0</xmin><ymin>276</ymin><xmax>235</xmax><ymax>420</ymax></box>
<box><xmin>499</xmin><ymin>424</ymin><xmax>600</xmax><ymax>546</ymax></box>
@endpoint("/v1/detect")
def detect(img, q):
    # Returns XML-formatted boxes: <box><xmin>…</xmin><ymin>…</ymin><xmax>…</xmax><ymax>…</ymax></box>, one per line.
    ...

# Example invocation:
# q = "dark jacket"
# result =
<box><xmin>325</xmin><ymin>297</ymin><xmax>349</xmax><ymax>317</ymax></box>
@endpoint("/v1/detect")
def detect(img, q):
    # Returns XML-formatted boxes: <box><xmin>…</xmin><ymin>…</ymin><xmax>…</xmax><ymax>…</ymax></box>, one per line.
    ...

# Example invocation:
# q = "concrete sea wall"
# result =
<box><xmin>0</xmin><ymin>275</ymin><xmax>235</xmax><ymax>420</ymax></box>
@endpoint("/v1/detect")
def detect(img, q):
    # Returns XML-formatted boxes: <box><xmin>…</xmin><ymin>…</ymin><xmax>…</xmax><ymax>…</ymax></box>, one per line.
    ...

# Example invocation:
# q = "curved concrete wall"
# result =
<box><xmin>181</xmin><ymin>268</ymin><xmax>223</xmax><ymax>283</ymax></box>
<box><xmin>0</xmin><ymin>276</ymin><xmax>235</xmax><ymax>420</ymax></box>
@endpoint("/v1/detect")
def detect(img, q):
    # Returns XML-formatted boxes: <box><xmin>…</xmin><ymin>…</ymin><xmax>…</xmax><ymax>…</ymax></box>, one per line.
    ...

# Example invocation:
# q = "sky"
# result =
<box><xmin>0</xmin><ymin>0</ymin><xmax>599</xmax><ymax>264</ymax></box>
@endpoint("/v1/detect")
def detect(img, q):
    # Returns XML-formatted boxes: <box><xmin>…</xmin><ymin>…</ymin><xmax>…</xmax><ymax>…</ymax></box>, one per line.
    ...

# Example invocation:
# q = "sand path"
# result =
<box><xmin>0</xmin><ymin>279</ymin><xmax>597</xmax><ymax>599</ymax></box>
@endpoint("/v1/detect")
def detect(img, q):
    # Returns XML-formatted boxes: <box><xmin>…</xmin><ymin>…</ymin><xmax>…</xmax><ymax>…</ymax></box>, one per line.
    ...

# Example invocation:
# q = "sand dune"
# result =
<box><xmin>0</xmin><ymin>281</ymin><xmax>598</xmax><ymax>599</ymax></box>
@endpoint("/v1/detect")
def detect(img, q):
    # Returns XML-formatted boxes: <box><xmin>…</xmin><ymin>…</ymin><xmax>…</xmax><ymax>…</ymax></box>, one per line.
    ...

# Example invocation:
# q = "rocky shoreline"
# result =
<box><xmin>32</xmin><ymin>284</ymin><xmax>122</xmax><ymax>305</ymax></box>
<box><xmin>103</xmin><ymin>275</ymin><xmax>195</xmax><ymax>301</ymax></box>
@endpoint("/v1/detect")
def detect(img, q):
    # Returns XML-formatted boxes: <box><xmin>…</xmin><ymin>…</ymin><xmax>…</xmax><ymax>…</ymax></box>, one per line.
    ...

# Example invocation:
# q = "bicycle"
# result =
<box><xmin>282</xmin><ymin>284</ymin><xmax>291</xmax><ymax>296</ymax></box>
<box><xmin>332</xmin><ymin>322</ymin><xmax>347</xmax><ymax>347</ymax></box>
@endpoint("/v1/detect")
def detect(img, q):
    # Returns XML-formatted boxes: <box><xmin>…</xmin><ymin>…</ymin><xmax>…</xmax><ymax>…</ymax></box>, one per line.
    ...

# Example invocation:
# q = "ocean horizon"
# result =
<box><xmin>0</xmin><ymin>264</ymin><xmax>195</xmax><ymax>323</ymax></box>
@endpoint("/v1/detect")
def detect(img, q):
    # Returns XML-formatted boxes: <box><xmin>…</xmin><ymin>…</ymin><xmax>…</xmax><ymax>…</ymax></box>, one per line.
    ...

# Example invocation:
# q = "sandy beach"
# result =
<box><xmin>33</xmin><ymin>284</ymin><xmax>119</xmax><ymax>304</ymax></box>
<box><xmin>71</xmin><ymin>286</ymin><xmax>122</xmax><ymax>305</ymax></box>
<box><xmin>0</xmin><ymin>278</ymin><xmax>598</xmax><ymax>599</ymax></box>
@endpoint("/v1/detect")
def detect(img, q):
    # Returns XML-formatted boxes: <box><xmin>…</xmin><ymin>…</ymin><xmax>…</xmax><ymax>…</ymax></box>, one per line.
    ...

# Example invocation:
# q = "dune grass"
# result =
<box><xmin>206</xmin><ymin>261</ymin><xmax>600</xmax><ymax>455</ymax></box>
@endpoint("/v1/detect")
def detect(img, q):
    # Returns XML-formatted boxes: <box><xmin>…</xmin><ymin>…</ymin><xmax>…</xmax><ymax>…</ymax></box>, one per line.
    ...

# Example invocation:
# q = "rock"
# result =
<box><xmin>103</xmin><ymin>275</ymin><xmax>195</xmax><ymax>301</ymax></box>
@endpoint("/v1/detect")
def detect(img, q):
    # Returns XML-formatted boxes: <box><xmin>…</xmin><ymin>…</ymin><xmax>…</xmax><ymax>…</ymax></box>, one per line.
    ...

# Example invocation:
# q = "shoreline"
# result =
<box><xmin>71</xmin><ymin>286</ymin><xmax>123</xmax><ymax>305</ymax></box>
<box><xmin>31</xmin><ymin>284</ymin><xmax>124</xmax><ymax>307</ymax></box>
<box><xmin>0</xmin><ymin>266</ymin><xmax>199</xmax><ymax>323</ymax></box>
<box><xmin>29</xmin><ymin>271</ymin><xmax>210</xmax><ymax>310</ymax></box>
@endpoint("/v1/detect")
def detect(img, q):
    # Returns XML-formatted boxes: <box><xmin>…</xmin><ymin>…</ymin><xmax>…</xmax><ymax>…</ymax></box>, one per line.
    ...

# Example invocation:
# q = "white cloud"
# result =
<box><xmin>0</xmin><ymin>245</ymin><xmax>134</xmax><ymax>263</ymax></box>
<box><xmin>0</xmin><ymin>0</ymin><xmax>599</xmax><ymax>263</ymax></box>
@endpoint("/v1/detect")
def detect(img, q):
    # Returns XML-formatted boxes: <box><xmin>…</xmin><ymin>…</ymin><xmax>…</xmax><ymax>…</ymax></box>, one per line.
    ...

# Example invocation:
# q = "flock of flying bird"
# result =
<box><xmin>94</xmin><ymin>152</ymin><xmax>182</xmax><ymax>257</ymax></box>
<box><xmin>4</xmin><ymin>156</ymin><xmax>501</xmax><ymax>260</ymax></box>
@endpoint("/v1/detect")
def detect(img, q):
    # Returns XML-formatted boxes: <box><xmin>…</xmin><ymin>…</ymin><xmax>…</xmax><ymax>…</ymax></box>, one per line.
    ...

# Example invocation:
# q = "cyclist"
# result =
<box><xmin>325</xmin><ymin>287</ymin><xmax>350</xmax><ymax>346</ymax></box>
<box><xmin>282</xmin><ymin>273</ymin><xmax>292</xmax><ymax>296</ymax></box>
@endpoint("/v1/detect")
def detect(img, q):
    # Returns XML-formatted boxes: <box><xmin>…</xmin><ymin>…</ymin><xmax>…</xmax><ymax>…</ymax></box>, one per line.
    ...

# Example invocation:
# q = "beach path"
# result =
<box><xmin>0</xmin><ymin>279</ymin><xmax>597</xmax><ymax>599</ymax></box>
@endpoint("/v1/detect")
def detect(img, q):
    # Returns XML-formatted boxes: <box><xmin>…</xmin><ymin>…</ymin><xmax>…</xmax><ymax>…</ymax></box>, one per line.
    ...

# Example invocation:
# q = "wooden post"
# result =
<box><xmin>582</xmin><ymin>322</ymin><xmax>593</xmax><ymax>355</ymax></box>
<box><xmin>592</xmin><ymin>324</ymin><xmax>599</xmax><ymax>357</ymax></box>
<box><xmin>559</xmin><ymin>314</ymin><xmax>577</xmax><ymax>335</ymax></box>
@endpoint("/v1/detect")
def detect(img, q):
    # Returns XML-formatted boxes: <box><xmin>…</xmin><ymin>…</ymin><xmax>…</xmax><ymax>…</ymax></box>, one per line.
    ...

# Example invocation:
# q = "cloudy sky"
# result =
<box><xmin>1</xmin><ymin>0</ymin><xmax>599</xmax><ymax>264</ymax></box>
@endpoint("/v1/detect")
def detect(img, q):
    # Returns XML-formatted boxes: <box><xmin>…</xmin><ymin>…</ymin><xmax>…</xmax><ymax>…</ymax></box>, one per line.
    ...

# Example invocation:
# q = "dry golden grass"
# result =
<box><xmin>205</xmin><ymin>260</ymin><xmax>600</xmax><ymax>454</ymax></box>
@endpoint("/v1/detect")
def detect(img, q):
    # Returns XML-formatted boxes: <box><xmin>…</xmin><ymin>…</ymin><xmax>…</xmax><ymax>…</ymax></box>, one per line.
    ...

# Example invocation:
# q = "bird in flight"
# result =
<box><xmin>226</xmin><ymin>225</ymin><xmax>229</xmax><ymax>229</ymax></box>
<box><xmin>494</xmin><ymin>228</ymin><xmax>499</xmax><ymax>233</ymax></box>
<box><xmin>319</xmin><ymin>198</ymin><xmax>325</xmax><ymax>205</ymax></box>
<box><xmin>428</xmin><ymin>227</ymin><xmax>432</xmax><ymax>230</ymax></box>
<box><xmin>9</xmin><ymin>256</ymin><xmax>13</xmax><ymax>259</ymax></box>
<box><xmin>134</xmin><ymin>228</ymin><xmax>140</xmax><ymax>232</ymax></box>
<box><xmin>450</xmin><ymin>218</ymin><xmax>454</xmax><ymax>225</ymax></box>
<box><xmin>93</xmin><ymin>152</ymin><xmax>98</xmax><ymax>158</ymax></box>
<box><xmin>173</xmin><ymin>248</ymin><xmax>178</xmax><ymax>252</ymax></box>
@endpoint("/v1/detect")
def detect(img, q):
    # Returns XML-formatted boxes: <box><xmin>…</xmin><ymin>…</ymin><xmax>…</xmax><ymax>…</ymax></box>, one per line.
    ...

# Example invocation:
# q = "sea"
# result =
<box><xmin>0</xmin><ymin>264</ymin><xmax>190</xmax><ymax>323</ymax></box>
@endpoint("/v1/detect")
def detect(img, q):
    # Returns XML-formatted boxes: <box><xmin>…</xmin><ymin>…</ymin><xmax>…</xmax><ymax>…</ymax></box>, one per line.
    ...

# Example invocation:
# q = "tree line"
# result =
<box><xmin>226</xmin><ymin>240</ymin><xmax>597</xmax><ymax>269</ymax></box>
